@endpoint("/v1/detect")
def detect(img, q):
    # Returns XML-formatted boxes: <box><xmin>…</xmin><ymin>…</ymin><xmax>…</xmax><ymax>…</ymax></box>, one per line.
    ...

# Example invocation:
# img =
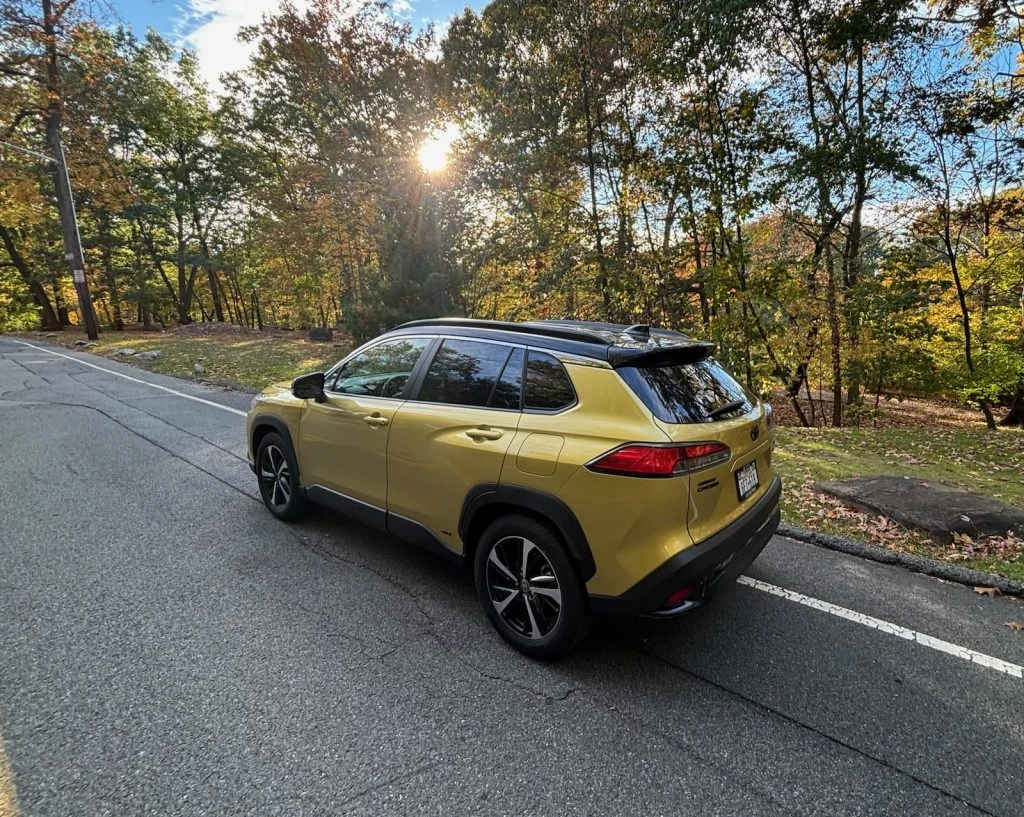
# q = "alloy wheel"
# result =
<box><xmin>485</xmin><ymin>535</ymin><xmax>562</xmax><ymax>639</ymax></box>
<box><xmin>259</xmin><ymin>444</ymin><xmax>292</xmax><ymax>509</ymax></box>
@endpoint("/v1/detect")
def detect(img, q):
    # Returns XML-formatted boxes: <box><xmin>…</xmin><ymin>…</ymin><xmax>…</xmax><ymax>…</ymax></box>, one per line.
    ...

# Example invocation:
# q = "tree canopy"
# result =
<box><xmin>1</xmin><ymin>0</ymin><xmax>1022</xmax><ymax>425</ymax></box>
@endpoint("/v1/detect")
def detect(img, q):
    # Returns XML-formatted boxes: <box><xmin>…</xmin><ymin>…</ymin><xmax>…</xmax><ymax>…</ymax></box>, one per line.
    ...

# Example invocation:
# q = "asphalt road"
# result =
<box><xmin>1</xmin><ymin>336</ymin><xmax>1022</xmax><ymax>817</ymax></box>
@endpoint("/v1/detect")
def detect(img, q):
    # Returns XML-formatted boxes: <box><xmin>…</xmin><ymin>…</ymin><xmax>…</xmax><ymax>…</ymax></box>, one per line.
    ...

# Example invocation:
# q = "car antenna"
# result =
<box><xmin>622</xmin><ymin>324</ymin><xmax>651</xmax><ymax>341</ymax></box>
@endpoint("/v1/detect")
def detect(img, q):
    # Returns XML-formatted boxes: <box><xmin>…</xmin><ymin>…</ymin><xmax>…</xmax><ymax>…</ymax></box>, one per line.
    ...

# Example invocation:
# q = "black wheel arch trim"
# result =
<box><xmin>459</xmin><ymin>484</ymin><xmax>597</xmax><ymax>581</ymax></box>
<box><xmin>250</xmin><ymin>416</ymin><xmax>300</xmax><ymax>480</ymax></box>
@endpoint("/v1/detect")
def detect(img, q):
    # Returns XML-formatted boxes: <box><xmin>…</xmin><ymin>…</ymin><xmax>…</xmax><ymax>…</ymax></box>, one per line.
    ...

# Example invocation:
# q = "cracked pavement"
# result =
<box><xmin>1</xmin><ymin>337</ymin><xmax>1022</xmax><ymax>816</ymax></box>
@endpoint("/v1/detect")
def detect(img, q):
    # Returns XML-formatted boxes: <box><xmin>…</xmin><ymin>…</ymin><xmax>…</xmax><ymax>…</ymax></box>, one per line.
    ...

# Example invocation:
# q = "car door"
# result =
<box><xmin>299</xmin><ymin>336</ymin><xmax>433</xmax><ymax>517</ymax></box>
<box><xmin>386</xmin><ymin>338</ymin><xmax>524</xmax><ymax>552</ymax></box>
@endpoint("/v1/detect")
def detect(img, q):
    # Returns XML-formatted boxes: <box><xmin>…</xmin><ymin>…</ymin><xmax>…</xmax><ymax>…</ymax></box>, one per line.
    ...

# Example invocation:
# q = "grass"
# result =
<box><xmin>17</xmin><ymin>328</ymin><xmax>347</xmax><ymax>390</ymax></box>
<box><xmin>13</xmin><ymin>326</ymin><xmax>1024</xmax><ymax>580</ymax></box>
<box><xmin>776</xmin><ymin>425</ymin><xmax>1024</xmax><ymax>582</ymax></box>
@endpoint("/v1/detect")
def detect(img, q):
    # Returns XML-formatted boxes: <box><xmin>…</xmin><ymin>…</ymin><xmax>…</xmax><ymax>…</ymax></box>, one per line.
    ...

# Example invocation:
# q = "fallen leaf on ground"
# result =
<box><xmin>973</xmin><ymin>586</ymin><xmax>1001</xmax><ymax>597</ymax></box>
<box><xmin>1004</xmin><ymin>621</ymin><xmax>1024</xmax><ymax>632</ymax></box>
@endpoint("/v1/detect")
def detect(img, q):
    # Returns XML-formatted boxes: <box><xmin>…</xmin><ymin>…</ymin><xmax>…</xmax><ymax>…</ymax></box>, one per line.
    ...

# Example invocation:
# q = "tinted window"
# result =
<box><xmin>619</xmin><ymin>358</ymin><xmax>754</xmax><ymax>424</ymax></box>
<box><xmin>525</xmin><ymin>351</ymin><xmax>575</xmax><ymax>410</ymax></box>
<box><xmin>417</xmin><ymin>339</ymin><xmax>513</xmax><ymax>408</ymax></box>
<box><xmin>490</xmin><ymin>348</ymin><xmax>523</xmax><ymax>410</ymax></box>
<box><xmin>330</xmin><ymin>338</ymin><xmax>430</xmax><ymax>398</ymax></box>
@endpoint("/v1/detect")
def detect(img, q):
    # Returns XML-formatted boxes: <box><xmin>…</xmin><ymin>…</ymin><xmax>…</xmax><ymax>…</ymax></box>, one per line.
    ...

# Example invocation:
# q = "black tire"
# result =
<box><xmin>474</xmin><ymin>514</ymin><xmax>591</xmax><ymax>659</ymax></box>
<box><xmin>255</xmin><ymin>432</ymin><xmax>307</xmax><ymax>521</ymax></box>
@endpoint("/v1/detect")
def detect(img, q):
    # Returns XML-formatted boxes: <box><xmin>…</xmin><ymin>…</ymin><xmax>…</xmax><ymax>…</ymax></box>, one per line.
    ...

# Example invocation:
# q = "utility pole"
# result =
<box><xmin>0</xmin><ymin>139</ymin><xmax>97</xmax><ymax>338</ymax></box>
<box><xmin>51</xmin><ymin>137</ymin><xmax>99</xmax><ymax>339</ymax></box>
<box><xmin>41</xmin><ymin>0</ymin><xmax>99</xmax><ymax>340</ymax></box>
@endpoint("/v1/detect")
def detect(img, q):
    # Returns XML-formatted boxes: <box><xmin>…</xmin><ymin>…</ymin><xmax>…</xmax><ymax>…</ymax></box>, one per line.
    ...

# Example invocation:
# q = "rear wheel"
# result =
<box><xmin>474</xmin><ymin>514</ymin><xmax>590</xmax><ymax>659</ymax></box>
<box><xmin>256</xmin><ymin>432</ymin><xmax>306</xmax><ymax>521</ymax></box>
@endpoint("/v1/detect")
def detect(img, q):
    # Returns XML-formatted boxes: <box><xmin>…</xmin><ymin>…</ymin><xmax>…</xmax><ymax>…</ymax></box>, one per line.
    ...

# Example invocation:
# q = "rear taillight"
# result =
<box><xmin>586</xmin><ymin>442</ymin><xmax>730</xmax><ymax>477</ymax></box>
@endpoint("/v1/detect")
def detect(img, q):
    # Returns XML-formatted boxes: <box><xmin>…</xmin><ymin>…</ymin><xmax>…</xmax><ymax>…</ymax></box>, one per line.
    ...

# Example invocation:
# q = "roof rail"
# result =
<box><xmin>393</xmin><ymin>317</ymin><xmax>610</xmax><ymax>345</ymax></box>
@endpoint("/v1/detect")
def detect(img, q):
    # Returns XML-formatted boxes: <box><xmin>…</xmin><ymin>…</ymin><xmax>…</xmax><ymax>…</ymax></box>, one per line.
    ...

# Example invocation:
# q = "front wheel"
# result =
<box><xmin>255</xmin><ymin>432</ymin><xmax>306</xmax><ymax>521</ymax></box>
<box><xmin>474</xmin><ymin>514</ymin><xmax>590</xmax><ymax>659</ymax></box>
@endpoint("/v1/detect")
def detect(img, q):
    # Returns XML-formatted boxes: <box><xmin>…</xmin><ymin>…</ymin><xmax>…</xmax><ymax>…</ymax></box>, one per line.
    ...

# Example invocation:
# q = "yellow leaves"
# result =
<box><xmin>0</xmin><ymin>175</ymin><xmax>46</xmax><ymax>213</ymax></box>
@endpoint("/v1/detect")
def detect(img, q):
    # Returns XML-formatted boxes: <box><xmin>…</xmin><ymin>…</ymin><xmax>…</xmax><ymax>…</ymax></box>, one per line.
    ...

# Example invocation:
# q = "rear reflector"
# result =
<box><xmin>665</xmin><ymin>586</ymin><xmax>695</xmax><ymax>606</ymax></box>
<box><xmin>587</xmin><ymin>442</ymin><xmax>730</xmax><ymax>477</ymax></box>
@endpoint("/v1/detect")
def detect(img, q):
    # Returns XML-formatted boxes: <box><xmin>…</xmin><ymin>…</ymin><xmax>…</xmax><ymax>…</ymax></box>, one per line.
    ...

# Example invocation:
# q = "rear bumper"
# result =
<box><xmin>589</xmin><ymin>476</ymin><xmax>782</xmax><ymax>617</ymax></box>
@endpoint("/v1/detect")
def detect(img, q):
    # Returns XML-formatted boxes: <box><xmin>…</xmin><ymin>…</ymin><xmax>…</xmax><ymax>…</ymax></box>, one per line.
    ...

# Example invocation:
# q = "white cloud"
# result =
<box><xmin>178</xmin><ymin>0</ymin><xmax>424</xmax><ymax>90</ymax></box>
<box><xmin>178</xmin><ymin>0</ymin><xmax>310</xmax><ymax>90</ymax></box>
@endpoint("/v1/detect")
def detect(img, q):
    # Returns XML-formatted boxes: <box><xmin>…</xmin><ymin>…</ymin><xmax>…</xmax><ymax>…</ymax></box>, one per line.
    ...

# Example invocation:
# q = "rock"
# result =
<box><xmin>134</xmin><ymin>350</ymin><xmax>162</xmax><ymax>360</ymax></box>
<box><xmin>816</xmin><ymin>476</ymin><xmax>1024</xmax><ymax>544</ymax></box>
<box><xmin>193</xmin><ymin>364</ymin><xmax>206</xmax><ymax>375</ymax></box>
<box><xmin>118</xmin><ymin>348</ymin><xmax>136</xmax><ymax>356</ymax></box>
<box><xmin>308</xmin><ymin>327</ymin><xmax>333</xmax><ymax>342</ymax></box>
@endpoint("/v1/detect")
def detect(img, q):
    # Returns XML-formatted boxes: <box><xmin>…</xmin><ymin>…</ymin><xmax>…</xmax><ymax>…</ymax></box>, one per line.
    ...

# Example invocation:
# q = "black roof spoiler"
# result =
<box><xmin>607</xmin><ymin>341</ymin><xmax>715</xmax><ymax>369</ymax></box>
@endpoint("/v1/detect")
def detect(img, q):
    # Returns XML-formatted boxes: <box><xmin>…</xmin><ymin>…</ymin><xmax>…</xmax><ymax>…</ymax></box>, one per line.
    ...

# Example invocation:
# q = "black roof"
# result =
<box><xmin>390</xmin><ymin>318</ymin><xmax>715</xmax><ymax>368</ymax></box>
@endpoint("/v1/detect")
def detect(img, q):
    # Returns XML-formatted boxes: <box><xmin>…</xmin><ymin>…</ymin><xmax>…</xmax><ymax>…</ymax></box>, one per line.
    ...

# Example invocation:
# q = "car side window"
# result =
<box><xmin>490</xmin><ymin>348</ymin><xmax>524</xmax><ymax>410</ymax></box>
<box><xmin>525</xmin><ymin>351</ymin><xmax>575</xmax><ymax>410</ymax></box>
<box><xmin>417</xmin><ymin>339</ymin><xmax>516</xmax><ymax>408</ymax></box>
<box><xmin>330</xmin><ymin>338</ymin><xmax>430</xmax><ymax>398</ymax></box>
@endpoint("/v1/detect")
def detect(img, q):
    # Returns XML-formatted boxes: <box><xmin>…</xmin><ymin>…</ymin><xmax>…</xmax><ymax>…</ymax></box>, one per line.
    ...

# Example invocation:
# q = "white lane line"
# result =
<box><xmin>737</xmin><ymin>575</ymin><xmax>1023</xmax><ymax>679</ymax></box>
<box><xmin>10</xmin><ymin>340</ymin><xmax>247</xmax><ymax>417</ymax></box>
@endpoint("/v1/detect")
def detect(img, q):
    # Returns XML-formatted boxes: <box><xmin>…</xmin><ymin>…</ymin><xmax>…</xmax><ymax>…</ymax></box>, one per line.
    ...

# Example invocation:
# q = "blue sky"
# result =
<box><xmin>108</xmin><ymin>0</ymin><xmax>481</xmax><ymax>85</ymax></box>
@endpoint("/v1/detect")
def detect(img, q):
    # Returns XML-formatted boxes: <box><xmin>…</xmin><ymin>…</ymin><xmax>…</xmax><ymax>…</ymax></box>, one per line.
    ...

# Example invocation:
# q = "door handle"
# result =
<box><xmin>466</xmin><ymin>427</ymin><xmax>502</xmax><ymax>441</ymax></box>
<box><xmin>363</xmin><ymin>414</ymin><xmax>390</xmax><ymax>427</ymax></box>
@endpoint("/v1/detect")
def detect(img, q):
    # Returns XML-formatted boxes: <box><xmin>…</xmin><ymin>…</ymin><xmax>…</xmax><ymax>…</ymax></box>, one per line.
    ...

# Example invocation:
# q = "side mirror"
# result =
<box><xmin>292</xmin><ymin>371</ymin><xmax>326</xmax><ymax>402</ymax></box>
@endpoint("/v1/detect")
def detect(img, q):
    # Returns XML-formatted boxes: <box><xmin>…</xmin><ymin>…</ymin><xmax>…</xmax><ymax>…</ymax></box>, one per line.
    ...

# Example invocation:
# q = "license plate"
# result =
<box><xmin>736</xmin><ymin>461</ymin><xmax>759</xmax><ymax>501</ymax></box>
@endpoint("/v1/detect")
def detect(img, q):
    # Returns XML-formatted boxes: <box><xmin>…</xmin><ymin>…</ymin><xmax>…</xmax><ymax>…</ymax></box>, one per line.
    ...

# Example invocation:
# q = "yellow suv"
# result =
<box><xmin>247</xmin><ymin>319</ymin><xmax>780</xmax><ymax>658</ymax></box>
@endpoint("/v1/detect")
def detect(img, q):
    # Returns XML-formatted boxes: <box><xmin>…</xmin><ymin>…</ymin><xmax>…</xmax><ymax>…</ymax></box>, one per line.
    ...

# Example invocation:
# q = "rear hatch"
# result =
<box><xmin>617</xmin><ymin>357</ymin><xmax>773</xmax><ymax>545</ymax></box>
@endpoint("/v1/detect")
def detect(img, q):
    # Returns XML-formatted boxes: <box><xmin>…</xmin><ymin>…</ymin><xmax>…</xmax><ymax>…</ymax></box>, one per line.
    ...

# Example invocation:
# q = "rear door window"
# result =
<box><xmin>490</xmin><ymin>348</ymin><xmax>524</xmax><ymax>410</ymax></box>
<box><xmin>417</xmin><ymin>339</ymin><xmax>516</xmax><ymax>408</ymax></box>
<box><xmin>619</xmin><ymin>359</ymin><xmax>754</xmax><ymax>423</ymax></box>
<box><xmin>525</xmin><ymin>351</ymin><xmax>575</xmax><ymax>411</ymax></box>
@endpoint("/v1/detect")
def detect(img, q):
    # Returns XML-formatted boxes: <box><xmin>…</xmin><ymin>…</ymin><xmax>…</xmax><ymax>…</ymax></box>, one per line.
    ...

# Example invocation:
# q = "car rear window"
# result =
<box><xmin>619</xmin><ymin>359</ymin><xmax>755</xmax><ymax>424</ymax></box>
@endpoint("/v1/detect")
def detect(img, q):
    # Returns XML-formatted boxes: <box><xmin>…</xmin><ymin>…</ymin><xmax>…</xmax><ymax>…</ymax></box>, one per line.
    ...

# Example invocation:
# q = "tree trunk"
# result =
<box><xmin>207</xmin><ymin>269</ymin><xmax>225</xmax><ymax>322</ymax></box>
<box><xmin>1000</xmin><ymin>384</ymin><xmax>1024</xmax><ymax>427</ymax></box>
<box><xmin>944</xmin><ymin>225</ymin><xmax>997</xmax><ymax>430</ymax></box>
<box><xmin>175</xmin><ymin>214</ymin><xmax>192</xmax><ymax>325</ymax></box>
<box><xmin>0</xmin><ymin>223</ymin><xmax>61</xmax><ymax>328</ymax></box>
<box><xmin>844</xmin><ymin>42</ymin><xmax>867</xmax><ymax>411</ymax></box>
<box><xmin>53</xmin><ymin>284</ymin><xmax>71</xmax><ymax>326</ymax></box>
<box><xmin>825</xmin><ymin>244</ymin><xmax>843</xmax><ymax>427</ymax></box>
<box><xmin>252</xmin><ymin>290</ymin><xmax>264</xmax><ymax>331</ymax></box>
<box><xmin>101</xmin><ymin>227</ymin><xmax>124</xmax><ymax>330</ymax></box>
<box><xmin>578</xmin><ymin>56</ymin><xmax>610</xmax><ymax>318</ymax></box>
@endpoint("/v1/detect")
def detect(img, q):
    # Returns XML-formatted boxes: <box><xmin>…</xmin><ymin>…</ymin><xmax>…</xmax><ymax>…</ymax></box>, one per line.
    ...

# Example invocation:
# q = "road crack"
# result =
<box><xmin>633</xmin><ymin>645</ymin><xmax>1000</xmax><ymax>817</ymax></box>
<box><xmin>331</xmin><ymin>759</ymin><xmax>444</xmax><ymax>810</ymax></box>
<box><xmin>44</xmin><ymin>399</ymin><xmax>260</xmax><ymax>505</ymax></box>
